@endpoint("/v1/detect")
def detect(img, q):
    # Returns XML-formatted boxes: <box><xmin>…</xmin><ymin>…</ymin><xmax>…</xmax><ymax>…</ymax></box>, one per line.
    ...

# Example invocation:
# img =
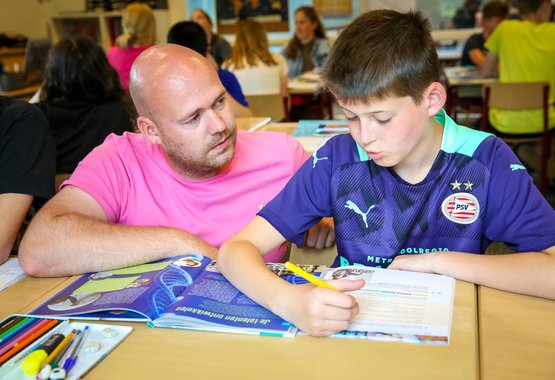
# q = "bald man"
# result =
<box><xmin>19</xmin><ymin>45</ymin><xmax>334</xmax><ymax>277</ymax></box>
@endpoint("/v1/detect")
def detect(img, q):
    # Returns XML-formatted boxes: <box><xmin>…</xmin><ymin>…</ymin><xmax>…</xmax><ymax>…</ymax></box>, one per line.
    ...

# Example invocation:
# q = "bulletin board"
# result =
<box><xmin>217</xmin><ymin>0</ymin><xmax>290</xmax><ymax>34</ymax></box>
<box><xmin>313</xmin><ymin>0</ymin><xmax>352</xmax><ymax>17</ymax></box>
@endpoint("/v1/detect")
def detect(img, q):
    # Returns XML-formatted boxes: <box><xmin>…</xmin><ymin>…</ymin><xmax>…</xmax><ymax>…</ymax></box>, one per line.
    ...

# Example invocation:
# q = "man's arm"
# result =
<box><xmin>19</xmin><ymin>186</ymin><xmax>217</xmax><ymax>277</ymax></box>
<box><xmin>388</xmin><ymin>246</ymin><xmax>555</xmax><ymax>300</ymax></box>
<box><xmin>218</xmin><ymin>216</ymin><xmax>363</xmax><ymax>336</ymax></box>
<box><xmin>0</xmin><ymin>193</ymin><xmax>33</xmax><ymax>264</ymax></box>
<box><xmin>481</xmin><ymin>52</ymin><xmax>498</xmax><ymax>77</ymax></box>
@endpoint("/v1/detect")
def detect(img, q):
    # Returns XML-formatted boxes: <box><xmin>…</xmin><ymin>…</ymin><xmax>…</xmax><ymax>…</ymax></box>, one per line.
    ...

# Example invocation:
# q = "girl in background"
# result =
<box><xmin>107</xmin><ymin>2</ymin><xmax>155</xmax><ymax>91</ymax></box>
<box><xmin>224</xmin><ymin>19</ymin><xmax>288</xmax><ymax>99</ymax></box>
<box><xmin>282</xmin><ymin>6</ymin><xmax>330</xmax><ymax>78</ymax></box>
<box><xmin>38</xmin><ymin>37</ymin><xmax>134</xmax><ymax>175</ymax></box>
<box><xmin>191</xmin><ymin>8</ymin><xmax>232</xmax><ymax>66</ymax></box>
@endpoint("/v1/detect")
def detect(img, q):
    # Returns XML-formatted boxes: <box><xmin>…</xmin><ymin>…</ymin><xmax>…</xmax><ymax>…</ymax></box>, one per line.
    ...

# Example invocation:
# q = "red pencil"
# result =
<box><xmin>0</xmin><ymin>318</ymin><xmax>60</xmax><ymax>366</ymax></box>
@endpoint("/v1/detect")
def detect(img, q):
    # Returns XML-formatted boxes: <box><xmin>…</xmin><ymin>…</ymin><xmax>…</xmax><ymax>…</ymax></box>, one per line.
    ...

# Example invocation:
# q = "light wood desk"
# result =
<box><xmin>442</xmin><ymin>66</ymin><xmax>497</xmax><ymax>123</ymax></box>
<box><xmin>478</xmin><ymin>287</ymin><xmax>555</xmax><ymax>380</ymax></box>
<box><xmin>15</xmin><ymin>278</ymin><xmax>478</xmax><ymax>379</ymax></box>
<box><xmin>0</xmin><ymin>83</ymin><xmax>40</xmax><ymax>101</ymax></box>
<box><xmin>0</xmin><ymin>275</ymin><xmax>69</xmax><ymax>319</ymax></box>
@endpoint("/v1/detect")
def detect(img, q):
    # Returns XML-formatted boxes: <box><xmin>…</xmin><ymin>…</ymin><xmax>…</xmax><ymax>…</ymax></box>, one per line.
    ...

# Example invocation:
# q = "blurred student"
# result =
<box><xmin>282</xmin><ymin>6</ymin><xmax>330</xmax><ymax>78</ymax></box>
<box><xmin>37</xmin><ymin>37</ymin><xmax>134</xmax><ymax>175</ymax></box>
<box><xmin>107</xmin><ymin>2</ymin><xmax>155</xmax><ymax>91</ymax></box>
<box><xmin>218</xmin><ymin>10</ymin><xmax>555</xmax><ymax>337</ymax></box>
<box><xmin>223</xmin><ymin>20</ymin><xmax>289</xmax><ymax>100</ymax></box>
<box><xmin>452</xmin><ymin>0</ymin><xmax>482</xmax><ymax>28</ymax></box>
<box><xmin>0</xmin><ymin>96</ymin><xmax>55</xmax><ymax>264</ymax></box>
<box><xmin>191</xmin><ymin>8</ymin><xmax>232</xmax><ymax>66</ymax></box>
<box><xmin>481</xmin><ymin>0</ymin><xmax>555</xmax><ymax>135</ymax></box>
<box><xmin>461</xmin><ymin>1</ymin><xmax>509</xmax><ymax>67</ymax></box>
<box><xmin>167</xmin><ymin>21</ymin><xmax>252</xmax><ymax>117</ymax></box>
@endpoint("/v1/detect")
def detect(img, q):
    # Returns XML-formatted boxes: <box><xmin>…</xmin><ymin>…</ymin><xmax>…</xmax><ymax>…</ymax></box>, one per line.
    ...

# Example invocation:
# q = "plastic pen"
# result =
<box><xmin>284</xmin><ymin>262</ymin><xmax>338</xmax><ymax>291</ymax></box>
<box><xmin>63</xmin><ymin>325</ymin><xmax>89</xmax><ymax>375</ymax></box>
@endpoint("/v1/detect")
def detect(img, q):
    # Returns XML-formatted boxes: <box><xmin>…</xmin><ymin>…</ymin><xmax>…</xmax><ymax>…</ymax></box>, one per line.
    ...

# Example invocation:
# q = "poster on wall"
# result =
<box><xmin>217</xmin><ymin>0</ymin><xmax>289</xmax><ymax>33</ymax></box>
<box><xmin>313</xmin><ymin>0</ymin><xmax>352</xmax><ymax>17</ymax></box>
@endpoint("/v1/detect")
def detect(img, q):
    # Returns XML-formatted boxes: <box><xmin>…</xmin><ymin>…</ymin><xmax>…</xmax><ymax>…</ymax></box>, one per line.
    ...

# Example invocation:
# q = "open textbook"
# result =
<box><xmin>30</xmin><ymin>255</ymin><xmax>455</xmax><ymax>344</ymax></box>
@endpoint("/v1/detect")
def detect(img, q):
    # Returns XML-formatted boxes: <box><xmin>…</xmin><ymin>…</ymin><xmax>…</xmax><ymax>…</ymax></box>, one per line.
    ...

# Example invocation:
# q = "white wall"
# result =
<box><xmin>0</xmin><ymin>0</ymin><xmax>53</xmax><ymax>39</ymax></box>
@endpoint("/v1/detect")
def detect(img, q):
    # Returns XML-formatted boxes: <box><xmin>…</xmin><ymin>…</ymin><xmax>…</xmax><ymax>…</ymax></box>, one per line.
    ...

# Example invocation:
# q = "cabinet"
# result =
<box><xmin>50</xmin><ymin>10</ymin><xmax>170</xmax><ymax>51</ymax></box>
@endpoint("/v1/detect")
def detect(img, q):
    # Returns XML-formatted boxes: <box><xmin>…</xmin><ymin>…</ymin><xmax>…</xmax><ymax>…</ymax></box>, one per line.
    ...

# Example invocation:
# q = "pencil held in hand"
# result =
<box><xmin>284</xmin><ymin>262</ymin><xmax>338</xmax><ymax>291</ymax></box>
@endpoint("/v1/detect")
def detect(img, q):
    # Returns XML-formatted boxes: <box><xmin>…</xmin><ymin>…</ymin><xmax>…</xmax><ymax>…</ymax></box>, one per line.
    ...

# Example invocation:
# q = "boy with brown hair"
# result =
<box><xmin>218</xmin><ymin>10</ymin><xmax>555</xmax><ymax>337</ymax></box>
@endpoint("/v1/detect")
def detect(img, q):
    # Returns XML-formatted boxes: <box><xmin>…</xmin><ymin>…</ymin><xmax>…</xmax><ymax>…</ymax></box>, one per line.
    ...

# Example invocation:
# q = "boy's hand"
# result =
<box><xmin>389</xmin><ymin>252</ymin><xmax>438</xmax><ymax>273</ymax></box>
<box><xmin>282</xmin><ymin>279</ymin><xmax>364</xmax><ymax>337</ymax></box>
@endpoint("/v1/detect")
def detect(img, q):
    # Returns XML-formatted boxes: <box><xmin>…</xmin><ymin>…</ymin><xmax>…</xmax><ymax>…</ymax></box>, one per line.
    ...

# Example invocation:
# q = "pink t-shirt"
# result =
<box><xmin>107</xmin><ymin>46</ymin><xmax>151</xmax><ymax>91</ymax></box>
<box><xmin>64</xmin><ymin>131</ymin><xmax>308</xmax><ymax>262</ymax></box>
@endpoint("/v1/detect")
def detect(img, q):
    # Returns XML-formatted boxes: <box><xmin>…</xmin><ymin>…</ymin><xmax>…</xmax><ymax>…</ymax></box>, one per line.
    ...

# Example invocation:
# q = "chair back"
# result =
<box><xmin>481</xmin><ymin>81</ymin><xmax>551</xmax><ymax>194</ymax></box>
<box><xmin>245</xmin><ymin>94</ymin><xmax>288</xmax><ymax>122</ymax></box>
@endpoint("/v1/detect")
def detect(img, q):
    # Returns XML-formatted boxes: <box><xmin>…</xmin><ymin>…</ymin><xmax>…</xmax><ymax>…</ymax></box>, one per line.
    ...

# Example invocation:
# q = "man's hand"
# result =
<box><xmin>303</xmin><ymin>218</ymin><xmax>335</xmax><ymax>249</ymax></box>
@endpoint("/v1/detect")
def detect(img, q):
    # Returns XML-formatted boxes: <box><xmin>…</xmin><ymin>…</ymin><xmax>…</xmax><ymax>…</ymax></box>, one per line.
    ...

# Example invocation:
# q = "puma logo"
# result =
<box><xmin>510</xmin><ymin>164</ymin><xmax>526</xmax><ymax>171</ymax></box>
<box><xmin>345</xmin><ymin>200</ymin><xmax>375</xmax><ymax>228</ymax></box>
<box><xmin>312</xmin><ymin>151</ymin><xmax>329</xmax><ymax>168</ymax></box>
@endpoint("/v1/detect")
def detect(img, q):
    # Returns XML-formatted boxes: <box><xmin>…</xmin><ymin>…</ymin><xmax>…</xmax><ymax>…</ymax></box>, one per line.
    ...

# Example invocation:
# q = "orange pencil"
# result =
<box><xmin>0</xmin><ymin>318</ymin><xmax>60</xmax><ymax>365</ymax></box>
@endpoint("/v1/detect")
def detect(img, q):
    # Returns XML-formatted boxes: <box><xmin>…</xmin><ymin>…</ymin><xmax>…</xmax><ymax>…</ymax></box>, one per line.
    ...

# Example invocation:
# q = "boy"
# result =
<box><xmin>460</xmin><ymin>0</ymin><xmax>509</xmax><ymax>67</ymax></box>
<box><xmin>218</xmin><ymin>10</ymin><xmax>555</xmax><ymax>336</ymax></box>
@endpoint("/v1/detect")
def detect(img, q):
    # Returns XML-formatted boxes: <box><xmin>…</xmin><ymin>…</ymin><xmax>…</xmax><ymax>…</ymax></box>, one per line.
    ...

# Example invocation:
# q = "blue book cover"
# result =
<box><xmin>30</xmin><ymin>255</ymin><xmax>325</xmax><ymax>338</ymax></box>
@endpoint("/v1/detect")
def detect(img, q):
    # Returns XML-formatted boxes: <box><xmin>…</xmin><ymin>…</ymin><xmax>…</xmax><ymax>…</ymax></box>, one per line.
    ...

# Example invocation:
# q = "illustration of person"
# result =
<box><xmin>126</xmin><ymin>277</ymin><xmax>153</xmax><ymax>288</ymax></box>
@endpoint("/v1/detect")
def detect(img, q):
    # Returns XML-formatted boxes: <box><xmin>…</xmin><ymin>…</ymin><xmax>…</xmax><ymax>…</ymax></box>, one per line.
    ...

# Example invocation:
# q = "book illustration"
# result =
<box><xmin>31</xmin><ymin>255</ymin><xmax>325</xmax><ymax>337</ymax></box>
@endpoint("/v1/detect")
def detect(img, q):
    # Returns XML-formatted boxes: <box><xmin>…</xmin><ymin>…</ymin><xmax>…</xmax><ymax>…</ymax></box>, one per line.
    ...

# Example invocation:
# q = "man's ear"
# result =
<box><xmin>424</xmin><ymin>82</ymin><xmax>447</xmax><ymax>117</ymax></box>
<box><xmin>137</xmin><ymin>116</ymin><xmax>162</xmax><ymax>144</ymax></box>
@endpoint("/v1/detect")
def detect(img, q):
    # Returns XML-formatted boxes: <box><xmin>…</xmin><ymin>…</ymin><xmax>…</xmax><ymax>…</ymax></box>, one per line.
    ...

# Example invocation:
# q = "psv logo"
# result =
<box><xmin>441</xmin><ymin>192</ymin><xmax>480</xmax><ymax>224</ymax></box>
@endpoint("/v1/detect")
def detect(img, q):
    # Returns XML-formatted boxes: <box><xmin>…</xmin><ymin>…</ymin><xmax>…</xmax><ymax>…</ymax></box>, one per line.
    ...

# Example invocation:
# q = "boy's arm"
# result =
<box><xmin>468</xmin><ymin>49</ymin><xmax>487</xmax><ymax>68</ymax></box>
<box><xmin>481</xmin><ymin>52</ymin><xmax>498</xmax><ymax>77</ymax></box>
<box><xmin>218</xmin><ymin>216</ymin><xmax>363</xmax><ymax>336</ymax></box>
<box><xmin>0</xmin><ymin>193</ymin><xmax>33</xmax><ymax>265</ymax></box>
<box><xmin>19</xmin><ymin>186</ymin><xmax>217</xmax><ymax>277</ymax></box>
<box><xmin>389</xmin><ymin>247</ymin><xmax>555</xmax><ymax>300</ymax></box>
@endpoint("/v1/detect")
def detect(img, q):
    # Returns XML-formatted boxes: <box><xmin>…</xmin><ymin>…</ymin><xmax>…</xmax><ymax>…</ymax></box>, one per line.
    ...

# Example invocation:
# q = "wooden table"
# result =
<box><xmin>442</xmin><ymin>66</ymin><xmax>496</xmax><ymax>123</ymax></box>
<box><xmin>0</xmin><ymin>83</ymin><xmax>40</xmax><ymax>101</ymax></box>
<box><xmin>0</xmin><ymin>275</ymin><xmax>69</xmax><ymax>319</ymax></box>
<box><xmin>478</xmin><ymin>286</ymin><xmax>555</xmax><ymax>380</ymax></box>
<box><xmin>288</xmin><ymin>74</ymin><xmax>333</xmax><ymax>121</ymax></box>
<box><xmin>10</xmin><ymin>277</ymin><xmax>478</xmax><ymax>379</ymax></box>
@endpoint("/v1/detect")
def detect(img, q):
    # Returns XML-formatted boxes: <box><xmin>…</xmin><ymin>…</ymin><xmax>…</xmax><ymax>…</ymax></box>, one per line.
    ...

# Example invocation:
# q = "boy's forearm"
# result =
<box><xmin>19</xmin><ymin>212</ymin><xmax>217</xmax><ymax>277</ymax></box>
<box><xmin>218</xmin><ymin>241</ymin><xmax>294</xmax><ymax>315</ymax></box>
<box><xmin>433</xmin><ymin>249</ymin><xmax>555</xmax><ymax>300</ymax></box>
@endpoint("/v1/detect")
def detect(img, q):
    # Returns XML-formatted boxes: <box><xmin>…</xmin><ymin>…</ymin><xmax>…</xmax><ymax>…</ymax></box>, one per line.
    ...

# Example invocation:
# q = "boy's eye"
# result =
<box><xmin>346</xmin><ymin>115</ymin><xmax>359</xmax><ymax>122</ymax></box>
<box><xmin>376</xmin><ymin>117</ymin><xmax>392</xmax><ymax>125</ymax></box>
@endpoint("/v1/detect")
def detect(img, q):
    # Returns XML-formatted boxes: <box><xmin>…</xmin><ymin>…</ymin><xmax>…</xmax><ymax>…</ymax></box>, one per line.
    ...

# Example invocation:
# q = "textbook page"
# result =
<box><xmin>0</xmin><ymin>258</ymin><xmax>27</xmax><ymax>292</ymax></box>
<box><xmin>322</xmin><ymin>266</ymin><xmax>455</xmax><ymax>344</ymax></box>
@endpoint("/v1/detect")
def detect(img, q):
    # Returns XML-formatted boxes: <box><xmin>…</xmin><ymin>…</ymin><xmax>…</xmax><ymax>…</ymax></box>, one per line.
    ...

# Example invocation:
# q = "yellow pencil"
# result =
<box><xmin>284</xmin><ymin>262</ymin><xmax>338</xmax><ymax>291</ymax></box>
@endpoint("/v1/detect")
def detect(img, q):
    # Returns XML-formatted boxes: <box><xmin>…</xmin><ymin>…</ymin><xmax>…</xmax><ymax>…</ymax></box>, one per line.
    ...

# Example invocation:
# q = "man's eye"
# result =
<box><xmin>186</xmin><ymin>114</ymin><xmax>201</xmax><ymax>125</ymax></box>
<box><xmin>214</xmin><ymin>96</ymin><xmax>226</xmax><ymax>108</ymax></box>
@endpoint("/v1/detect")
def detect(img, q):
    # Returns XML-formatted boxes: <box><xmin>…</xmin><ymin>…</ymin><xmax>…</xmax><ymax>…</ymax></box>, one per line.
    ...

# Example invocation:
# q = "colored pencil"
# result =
<box><xmin>0</xmin><ymin>318</ymin><xmax>60</xmax><ymax>365</ymax></box>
